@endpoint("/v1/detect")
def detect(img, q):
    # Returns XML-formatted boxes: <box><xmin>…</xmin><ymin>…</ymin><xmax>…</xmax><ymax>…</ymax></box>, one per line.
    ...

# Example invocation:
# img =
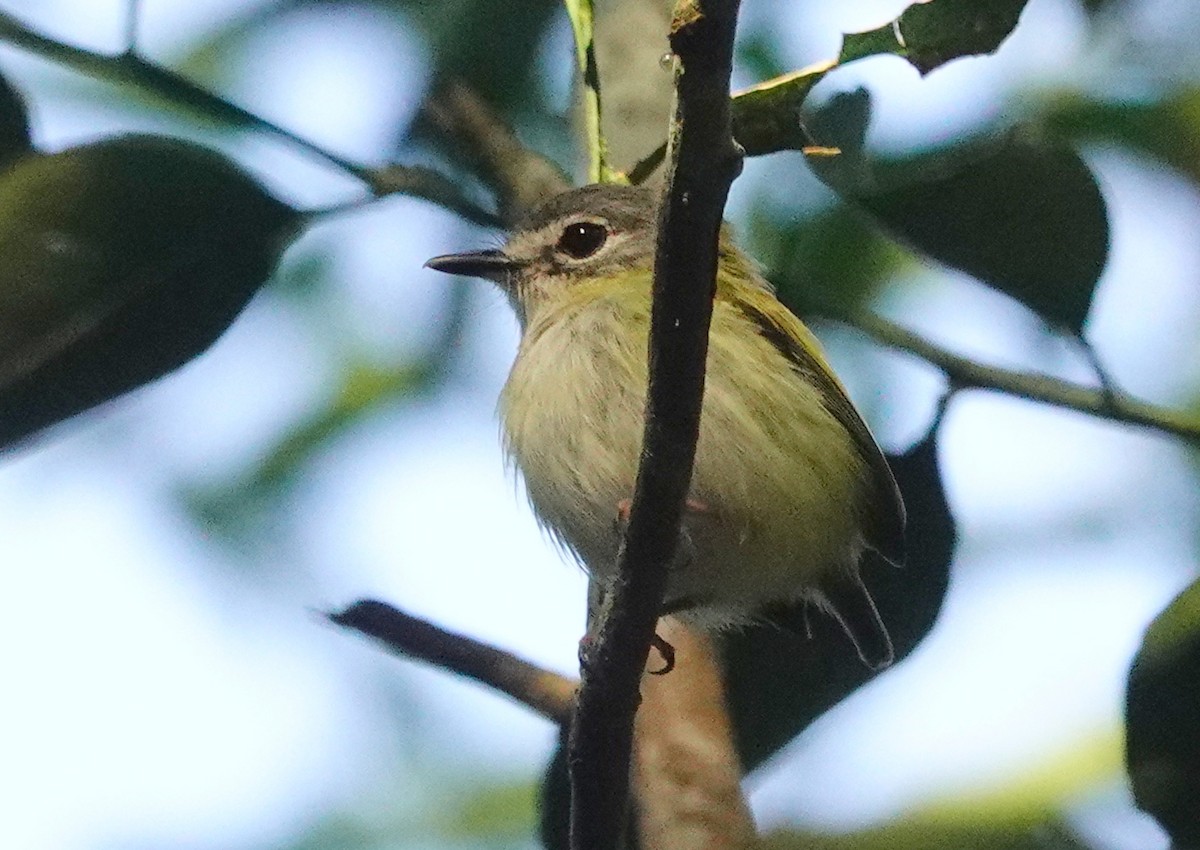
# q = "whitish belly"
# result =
<box><xmin>499</xmin><ymin>298</ymin><xmax>865</xmax><ymax>620</ymax></box>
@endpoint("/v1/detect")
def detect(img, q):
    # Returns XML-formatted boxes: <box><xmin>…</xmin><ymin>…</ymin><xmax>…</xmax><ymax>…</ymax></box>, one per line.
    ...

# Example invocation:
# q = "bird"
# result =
<box><xmin>426</xmin><ymin>182</ymin><xmax>904</xmax><ymax>669</ymax></box>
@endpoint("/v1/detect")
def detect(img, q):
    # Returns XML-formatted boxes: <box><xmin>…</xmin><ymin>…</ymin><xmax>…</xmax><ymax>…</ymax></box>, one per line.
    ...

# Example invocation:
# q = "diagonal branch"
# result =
<box><xmin>419</xmin><ymin>81</ymin><xmax>571</xmax><ymax>225</ymax></box>
<box><xmin>851</xmin><ymin>311</ymin><xmax>1200</xmax><ymax>444</ymax></box>
<box><xmin>329</xmin><ymin>599</ymin><xmax>576</xmax><ymax>724</ymax></box>
<box><xmin>566</xmin><ymin>3</ymin><xmax>744</xmax><ymax>850</ymax></box>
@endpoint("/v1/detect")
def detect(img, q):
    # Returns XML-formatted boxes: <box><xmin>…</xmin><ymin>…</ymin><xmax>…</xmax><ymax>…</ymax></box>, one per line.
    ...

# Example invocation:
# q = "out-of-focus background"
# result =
<box><xmin>0</xmin><ymin>1</ymin><xmax>1197</xmax><ymax>848</ymax></box>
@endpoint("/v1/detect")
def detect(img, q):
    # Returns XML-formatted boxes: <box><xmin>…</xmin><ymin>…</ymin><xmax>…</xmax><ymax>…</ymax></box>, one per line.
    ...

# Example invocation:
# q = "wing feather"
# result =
<box><xmin>732</xmin><ymin>290</ymin><xmax>905</xmax><ymax>564</ymax></box>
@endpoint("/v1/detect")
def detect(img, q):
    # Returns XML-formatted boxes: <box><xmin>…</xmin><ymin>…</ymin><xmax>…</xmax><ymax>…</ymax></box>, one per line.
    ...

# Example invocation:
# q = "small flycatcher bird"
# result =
<box><xmin>426</xmin><ymin>183</ymin><xmax>904</xmax><ymax>669</ymax></box>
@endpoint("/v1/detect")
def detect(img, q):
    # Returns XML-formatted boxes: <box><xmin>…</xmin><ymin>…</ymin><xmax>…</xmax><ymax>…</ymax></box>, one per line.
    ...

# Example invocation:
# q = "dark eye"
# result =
<box><xmin>557</xmin><ymin>221</ymin><xmax>608</xmax><ymax>259</ymax></box>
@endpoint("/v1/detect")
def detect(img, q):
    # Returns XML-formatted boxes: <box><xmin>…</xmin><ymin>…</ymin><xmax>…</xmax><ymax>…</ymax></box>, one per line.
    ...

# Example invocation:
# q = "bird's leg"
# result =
<box><xmin>607</xmin><ymin>498</ymin><xmax>717</xmax><ymax>675</ymax></box>
<box><xmin>613</xmin><ymin>497</ymin><xmax>713</xmax><ymax>571</ymax></box>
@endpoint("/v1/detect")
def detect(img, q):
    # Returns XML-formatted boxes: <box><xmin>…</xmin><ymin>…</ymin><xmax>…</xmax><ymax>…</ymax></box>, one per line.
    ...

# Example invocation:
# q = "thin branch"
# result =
<box><xmin>851</xmin><ymin>311</ymin><xmax>1200</xmax><ymax>444</ymax></box>
<box><xmin>0</xmin><ymin>10</ymin><xmax>496</xmax><ymax>226</ymax></box>
<box><xmin>329</xmin><ymin>599</ymin><xmax>576</xmax><ymax>725</ymax></box>
<box><xmin>567</xmin><ymin>2</ymin><xmax>744</xmax><ymax>850</ymax></box>
<box><xmin>420</xmin><ymin>81</ymin><xmax>571</xmax><ymax>225</ymax></box>
<box><xmin>122</xmin><ymin>0</ymin><xmax>141</xmax><ymax>54</ymax></box>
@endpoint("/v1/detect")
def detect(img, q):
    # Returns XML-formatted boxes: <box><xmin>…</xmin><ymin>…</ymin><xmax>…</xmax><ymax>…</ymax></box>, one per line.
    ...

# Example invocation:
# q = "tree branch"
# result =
<box><xmin>850</xmin><ymin>311</ymin><xmax>1200</xmax><ymax>444</ymax></box>
<box><xmin>567</xmin><ymin>3</ymin><xmax>744</xmax><ymax>850</ymax></box>
<box><xmin>633</xmin><ymin>620</ymin><xmax>757</xmax><ymax>850</ymax></box>
<box><xmin>329</xmin><ymin>600</ymin><xmax>576</xmax><ymax>725</ymax></box>
<box><xmin>419</xmin><ymin>81</ymin><xmax>571</xmax><ymax>225</ymax></box>
<box><xmin>0</xmin><ymin>10</ymin><xmax>498</xmax><ymax>227</ymax></box>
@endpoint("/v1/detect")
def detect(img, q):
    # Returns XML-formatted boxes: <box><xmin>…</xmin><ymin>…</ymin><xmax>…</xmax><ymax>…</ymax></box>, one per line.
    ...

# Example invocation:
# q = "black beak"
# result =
<box><xmin>424</xmin><ymin>249</ymin><xmax>516</xmax><ymax>281</ymax></box>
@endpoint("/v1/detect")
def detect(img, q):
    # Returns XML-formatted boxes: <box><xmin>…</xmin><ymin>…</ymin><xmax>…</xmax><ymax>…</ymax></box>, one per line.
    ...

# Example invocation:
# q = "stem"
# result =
<box><xmin>851</xmin><ymin>311</ymin><xmax>1200</xmax><ymax>444</ymax></box>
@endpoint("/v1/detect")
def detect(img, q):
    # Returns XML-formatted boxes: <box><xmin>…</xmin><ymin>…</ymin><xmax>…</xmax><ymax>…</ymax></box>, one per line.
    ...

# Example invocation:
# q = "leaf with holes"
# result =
<box><xmin>840</xmin><ymin>0</ymin><xmax>1031</xmax><ymax>75</ymax></box>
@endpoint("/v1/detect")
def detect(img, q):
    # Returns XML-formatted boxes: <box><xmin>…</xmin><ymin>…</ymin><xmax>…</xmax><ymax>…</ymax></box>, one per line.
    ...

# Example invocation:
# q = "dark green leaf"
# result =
<box><xmin>806</xmin><ymin>92</ymin><xmax>1109</xmax><ymax>332</ymax></box>
<box><xmin>1126</xmin><ymin>576</ymin><xmax>1200</xmax><ymax>846</ymax></box>
<box><xmin>388</xmin><ymin>0</ymin><xmax>560</xmax><ymax>112</ymax></box>
<box><xmin>724</xmin><ymin>432</ymin><xmax>955</xmax><ymax>771</ymax></box>
<box><xmin>0</xmin><ymin>134</ymin><xmax>300</xmax><ymax>451</ymax></box>
<box><xmin>840</xmin><ymin>0</ymin><xmax>1031</xmax><ymax>75</ymax></box>
<box><xmin>0</xmin><ymin>70</ymin><xmax>31</xmax><ymax>168</ymax></box>
<box><xmin>860</xmin><ymin>136</ymin><xmax>1110</xmax><ymax>332</ymax></box>
<box><xmin>1046</xmin><ymin>89</ymin><xmax>1200</xmax><ymax>188</ymax></box>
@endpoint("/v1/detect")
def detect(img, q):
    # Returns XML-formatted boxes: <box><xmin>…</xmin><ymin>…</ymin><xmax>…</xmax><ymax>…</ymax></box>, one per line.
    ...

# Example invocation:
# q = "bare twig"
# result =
<box><xmin>633</xmin><ymin>620</ymin><xmax>756</xmax><ymax>850</ymax></box>
<box><xmin>851</xmin><ymin>311</ymin><xmax>1200</xmax><ymax>444</ymax></box>
<box><xmin>421</xmin><ymin>81</ymin><xmax>571</xmax><ymax>225</ymax></box>
<box><xmin>329</xmin><ymin>600</ymin><xmax>576</xmax><ymax>724</ymax></box>
<box><xmin>567</xmin><ymin>2</ymin><xmax>744</xmax><ymax>850</ymax></box>
<box><xmin>0</xmin><ymin>10</ymin><xmax>497</xmax><ymax>226</ymax></box>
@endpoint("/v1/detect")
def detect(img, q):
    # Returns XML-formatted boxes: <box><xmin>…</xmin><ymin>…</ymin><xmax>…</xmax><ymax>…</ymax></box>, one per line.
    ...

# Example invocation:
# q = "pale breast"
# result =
<box><xmin>499</xmin><ymin>283</ymin><xmax>871</xmax><ymax>613</ymax></box>
<box><xmin>499</xmin><ymin>291</ymin><xmax>649</xmax><ymax>574</ymax></box>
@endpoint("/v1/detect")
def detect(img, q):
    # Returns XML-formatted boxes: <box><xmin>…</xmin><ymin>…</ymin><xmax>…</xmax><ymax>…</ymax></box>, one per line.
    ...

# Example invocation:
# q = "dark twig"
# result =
<box><xmin>851</xmin><ymin>311</ymin><xmax>1200</xmax><ymax>444</ymax></box>
<box><xmin>421</xmin><ymin>81</ymin><xmax>571</xmax><ymax>225</ymax></box>
<box><xmin>329</xmin><ymin>600</ymin><xmax>576</xmax><ymax>724</ymax></box>
<box><xmin>566</xmin><ymin>3</ymin><xmax>744</xmax><ymax>850</ymax></box>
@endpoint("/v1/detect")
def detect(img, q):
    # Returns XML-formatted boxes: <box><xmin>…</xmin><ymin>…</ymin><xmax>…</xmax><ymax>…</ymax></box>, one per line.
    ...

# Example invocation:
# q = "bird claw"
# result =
<box><xmin>577</xmin><ymin>631</ymin><xmax>676</xmax><ymax>675</ymax></box>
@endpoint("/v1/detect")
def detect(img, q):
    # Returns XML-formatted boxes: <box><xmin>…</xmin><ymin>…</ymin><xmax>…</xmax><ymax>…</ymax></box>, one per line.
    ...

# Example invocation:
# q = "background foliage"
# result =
<box><xmin>0</xmin><ymin>1</ymin><xmax>1198</xmax><ymax>849</ymax></box>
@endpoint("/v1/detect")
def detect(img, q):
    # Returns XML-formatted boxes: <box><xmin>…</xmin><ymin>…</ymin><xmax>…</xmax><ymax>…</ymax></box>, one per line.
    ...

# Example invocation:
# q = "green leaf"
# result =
<box><xmin>862</xmin><ymin>136</ymin><xmax>1109</xmax><ymax>332</ymax></box>
<box><xmin>840</xmin><ymin>0</ymin><xmax>1031</xmax><ymax>75</ymax></box>
<box><xmin>806</xmin><ymin>93</ymin><xmax>1110</xmax><ymax>332</ymax></box>
<box><xmin>1126</xmin><ymin>577</ymin><xmax>1200</xmax><ymax>846</ymax></box>
<box><xmin>0</xmin><ymin>134</ymin><xmax>300</xmax><ymax>451</ymax></box>
<box><xmin>0</xmin><ymin>71</ymin><xmax>31</xmax><ymax>168</ymax></box>
<box><xmin>723</xmin><ymin>432</ymin><xmax>955</xmax><ymax>770</ymax></box>
<box><xmin>1046</xmin><ymin>88</ymin><xmax>1200</xmax><ymax>188</ymax></box>
<box><xmin>761</xmin><ymin>818</ymin><xmax>1092</xmax><ymax>850</ymax></box>
<box><xmin>731</xmin><ymin>62</ymin><xmax>835</xmax><ymax>156</ymax></box>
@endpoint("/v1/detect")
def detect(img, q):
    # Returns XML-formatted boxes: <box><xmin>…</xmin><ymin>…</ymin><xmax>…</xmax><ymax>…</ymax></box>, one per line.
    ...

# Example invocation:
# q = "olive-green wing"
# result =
<box><xmin>734</xmin><ymin>291</ymin><xmax>906</xmax><ymax>564</ymax></box>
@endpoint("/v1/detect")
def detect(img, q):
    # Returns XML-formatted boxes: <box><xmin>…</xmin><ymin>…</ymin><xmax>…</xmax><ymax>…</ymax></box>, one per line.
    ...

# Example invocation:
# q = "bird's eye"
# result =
<box><xmin>556</xmin><ymin>221</ymin><xmax>608</xmax><ymax>259</ymax></box>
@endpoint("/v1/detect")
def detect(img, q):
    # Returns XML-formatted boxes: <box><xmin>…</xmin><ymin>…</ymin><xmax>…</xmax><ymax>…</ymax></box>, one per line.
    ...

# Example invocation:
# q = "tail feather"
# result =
<box><xmin>820</xmin><ymin>571</ymin><xmax>894</xmax><ymax>671</ymax></box>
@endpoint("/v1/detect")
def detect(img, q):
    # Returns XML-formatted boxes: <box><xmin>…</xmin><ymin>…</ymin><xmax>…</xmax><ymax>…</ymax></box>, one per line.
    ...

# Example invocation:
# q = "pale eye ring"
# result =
<box><xmin>556</xmin><ymin>221</ymin><xmax>608</xmax><ymax>259</ymax></box>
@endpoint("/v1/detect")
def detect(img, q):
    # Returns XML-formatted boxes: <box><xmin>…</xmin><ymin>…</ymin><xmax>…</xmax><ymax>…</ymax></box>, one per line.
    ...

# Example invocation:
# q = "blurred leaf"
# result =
<box><xmin>757</xmin><ymin>203</ymin><xmax>906</xmax><ymax>316</ymax></box>
<box><xmin>807</xmin><ymin>91</ymin><xmax>1110</xmax><ymax>331</ymax></box>
<box><xmin>1126</xmin><ymin>576</ymin><xmax>1200</xmax><ymax>847</ymax></box>
<box><xmin>180</xmin><ymin>357</ymin><xmax>438</xmax><ymax>537</ymax></box>
<box><xmin>724</xmin><ymin>432</ymin><xmax>955</xmax><ymax>770</ymax></box>
<box><xmin>0</xmin><ymin>134</ymin><xmax>299</xmax><ymax>452</ymax></box>
<box><xmin>1046</xmin><ymin>88</ymin><xmax>1200</xmax><ymax>187</ymax></box>
<box><xmin>840</xmin><ymin>0</ymin><xmax>1030</xmax><ymax>75</ymax></box>
<box><xmin>761</xmin><ymin>818</ymin><xmax>1091</xmax><ymax>850</ymax></box>
<box><xmin>863</xmin><ymin>137</ymin><xmax>1109</xmax><ymax>332</ymax></box>
<box><xmin>180</xmin><ymin>279</ymin><xmax>472</xmax><ymax>540</ymax></box>
<box><xmin>388</xmin><ymin>0</ymin><xmax>560</xmax><ymax>112</ymax></box>
<box><xmin>0</xmin><ymin>69</ymin><xmax>31</xmax><ymax>167</ymax></box>
<box><xmin>434</xmin><ymin>778</ymin><xmax>539</xmax><ymax>841</ymax></box>
<box><xmin>182</xmin><ymin>0</ymin><xmax>560</xmax><ymax>115</ymax></box>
